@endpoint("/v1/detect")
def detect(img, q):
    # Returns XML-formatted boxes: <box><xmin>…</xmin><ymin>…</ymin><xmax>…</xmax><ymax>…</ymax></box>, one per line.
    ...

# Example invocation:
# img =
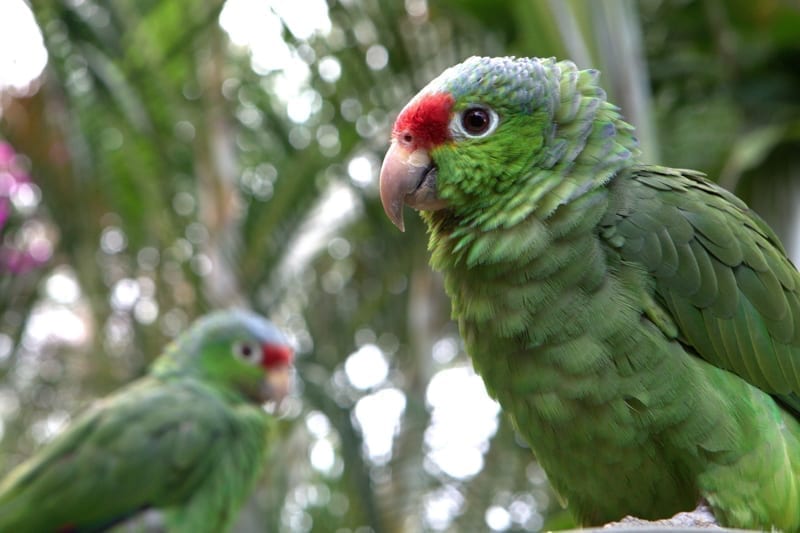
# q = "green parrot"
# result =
<box><xmin>0</xmin><ymin>308</ymin><xmax>294</xmax><ymax>532</ymax></box>
<box><xmin>379</xmin><ymin>56</ymin><xmax>800</xmax><ymax>530</ymax></box>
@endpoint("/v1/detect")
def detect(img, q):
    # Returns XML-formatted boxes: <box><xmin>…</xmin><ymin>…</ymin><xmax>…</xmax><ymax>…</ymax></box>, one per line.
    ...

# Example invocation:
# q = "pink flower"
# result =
<box><xmin>0</xmin><ymin>142</ymin><xmax>14</xmax><ymax>166</ymax></box>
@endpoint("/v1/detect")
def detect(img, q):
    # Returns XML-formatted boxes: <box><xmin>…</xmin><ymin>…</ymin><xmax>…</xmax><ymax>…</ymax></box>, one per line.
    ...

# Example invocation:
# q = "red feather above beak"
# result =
<box><xmin>262</xmin><ymin>343</ymin><xmax>293</xmax><ymax>370</ymax></box>
<box><xmin>379</xmin><ymin>92</ymin><xmax>453</xmax><ymax>230</ymax></box>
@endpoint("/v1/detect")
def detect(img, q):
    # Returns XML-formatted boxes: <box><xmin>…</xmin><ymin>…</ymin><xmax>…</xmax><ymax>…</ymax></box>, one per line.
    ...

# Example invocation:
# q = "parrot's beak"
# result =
<box><xmin>260</xmin><ymin>341</ymin><xmax>293</xmax><ymax>404</ymax></box>
<box><xmin>379</xmin><ymin>140</ymin><xmax>447</xmax><ymax>231</ymax></box>
<box><xmin>261</xmin><ymin>365</ymin><xmax>291</xmax><ymax>404</ymax></box>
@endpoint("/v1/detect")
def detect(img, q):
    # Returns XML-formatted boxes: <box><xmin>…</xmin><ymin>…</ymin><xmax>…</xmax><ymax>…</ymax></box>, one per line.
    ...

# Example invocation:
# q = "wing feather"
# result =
<box><xmin>602</xmin><ymin>165</ymin><xmax>800</xmax><ymax>401</ymax></box>
<box><xmin>688</xmin><ymin>240</ymin><xmax>718</xmax><ymax>308</ymax></box>
<box><xmin>655</xmin><ymin>227</ymin><xmax>680</xmax><ymax>277</ymax></box>
<box><xmin>673</xmin><ymin>242</ymin><xmax>701</xmax><ymax>295</ymax></box>
<box><xmin>0</xmin><ymin>377</ymin><xmax>238</xmax><ymax>531</ymax></box>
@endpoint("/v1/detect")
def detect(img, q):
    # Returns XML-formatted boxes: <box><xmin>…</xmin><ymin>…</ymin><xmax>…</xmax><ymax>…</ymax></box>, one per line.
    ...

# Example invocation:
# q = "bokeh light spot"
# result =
<box><xmin>0</xmin><ymin>0</ymin><xmax>48</xmax><ymax>92</ymax></box>
<box><xmin>347</xmin><ymin>155</ymin><xmax>375</xmax><ymax>187</ymax></box>
<box><xmin>318</xmin><ymin>56</ymin><xmax>341</xmax><ymax>83</ymax></box>
<box><xmin>100</xmin><ymin>226</ymin><xmax>127</xmax><ymax>254</ymax></box>
<box><xmin>365</xmin><ymin>44</ymin><xmax>388</xmax><ymax>70</ymax></box>
<box><xmin>46</xmin><ymin>270</ymin><xmax>80</xmax><ymax>304</ymax></box>
<box><xmin>353</xmin><ymin>387</ymin><xmax>406</xmax><ymax>464</ymax></box>
<box><xmin>425</xmin><ymin>366</ymin><xmax>500</xmax><ymax>479</ymax></box>
<box><xmin>486</xmin><ymin>505</ymin><xmax>512</xmax><ymax>531</ymax></box>
<box><xmin>345</xmin><ymin>343</ymin><xmax>388</xmax><ymax>390</ymax></box>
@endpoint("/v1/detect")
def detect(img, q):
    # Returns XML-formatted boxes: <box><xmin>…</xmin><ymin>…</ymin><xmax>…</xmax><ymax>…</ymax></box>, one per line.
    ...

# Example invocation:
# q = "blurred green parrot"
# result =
<box><xmin>0</xmin><ymin>308</ymin><xmax>294</xmax><ymax>532</ymax></box>
<box><xmin>379</xmin><ymin>56</ymin><xmax>800</xmax><ymax>530</ymax></box>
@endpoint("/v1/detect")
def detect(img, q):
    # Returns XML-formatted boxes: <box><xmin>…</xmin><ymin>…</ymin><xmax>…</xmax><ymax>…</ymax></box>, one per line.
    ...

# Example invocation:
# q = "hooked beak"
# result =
<box><xmin>260</xmin><ymin>342</ymin><xmax>293</xmax><ymax>403</ymax></box>
<box><xmin>379</xmin><ymin>140</ymin><xmax>447</xmax><ymax>231</ymax></box>
<box><xmin>261</xmin><ymin>365</ymin><xmax>292</xmax><ymax>404</ymax></box>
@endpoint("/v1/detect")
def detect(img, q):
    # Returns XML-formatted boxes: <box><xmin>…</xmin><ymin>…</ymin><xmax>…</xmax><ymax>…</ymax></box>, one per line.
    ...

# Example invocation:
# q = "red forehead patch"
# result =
<box><xmin>262</xmin><ymin>343</ymin><xmax>294</xmax><ymax>369</ymax></box>
<box><xmin>393</xmin><ymin>92</ymin><xmax>454</xmax><ymax>150</ymax></box>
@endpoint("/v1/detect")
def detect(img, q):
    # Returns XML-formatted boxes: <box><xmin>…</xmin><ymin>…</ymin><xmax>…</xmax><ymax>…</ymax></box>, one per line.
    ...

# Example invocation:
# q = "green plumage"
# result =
<box><xmin>382</xmin><ymin>56</ymin><xmax>800</xmax><ymax>529</ymax></box>
<box><xmin>0</xmin><ymin>309</ymin><xmax>292</xmax><ymax>532</ymax></box>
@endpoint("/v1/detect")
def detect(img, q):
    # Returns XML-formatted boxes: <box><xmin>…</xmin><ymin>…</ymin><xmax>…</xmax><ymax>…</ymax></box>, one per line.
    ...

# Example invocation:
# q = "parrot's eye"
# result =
<box><xmin>454</xmin><ymin>106</ymin><xmax>498</xmax><ymax>139</ymax></box>
<box><xmin>233</xmin><ymin>341</ymin><xmax>262</xmax><ymax>366</ymax></box>
<box><xmin>462</xmin><ymin>108</ymin><xmax>490</xmax><ymax>133</ymax></box>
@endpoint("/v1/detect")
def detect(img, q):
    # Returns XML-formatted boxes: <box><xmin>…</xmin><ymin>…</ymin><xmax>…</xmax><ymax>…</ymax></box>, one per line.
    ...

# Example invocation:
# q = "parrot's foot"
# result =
<box><xmin>604</xmin><ymin>502</ymin><xmax>721</xmax><ymax>529</ymax></box>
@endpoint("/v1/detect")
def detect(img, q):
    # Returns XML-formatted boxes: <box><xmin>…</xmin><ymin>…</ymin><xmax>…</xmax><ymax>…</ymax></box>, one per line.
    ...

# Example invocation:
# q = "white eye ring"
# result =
<box><xmin>450</xmin><ymin>105</ymin><xmax>499</xmax><ymax>139</ymax></box>
<box><xmin>233</xmin><ymin>341</ymin><xmax>261</xmax><ymax>365</ymax></box>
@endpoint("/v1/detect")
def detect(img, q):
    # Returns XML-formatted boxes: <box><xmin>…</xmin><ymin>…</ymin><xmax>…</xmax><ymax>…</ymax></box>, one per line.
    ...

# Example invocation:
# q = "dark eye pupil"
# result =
<box><xmin>241</xmin><ymin>345</ymin><xmax>252</xmax><ymax>357</ymax></box>
<box><xmin>462</xmin><ymin>108</ymin><xmax>490</xmax><ymax>134</ymax></box>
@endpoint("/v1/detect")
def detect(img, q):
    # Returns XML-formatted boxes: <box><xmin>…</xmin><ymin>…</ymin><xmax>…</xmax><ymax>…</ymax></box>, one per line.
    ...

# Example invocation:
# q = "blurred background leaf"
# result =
<box><xmin>0</xmin><ymin>0</ymin><xmax>798</xmax><ymax>531</ymax></box>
